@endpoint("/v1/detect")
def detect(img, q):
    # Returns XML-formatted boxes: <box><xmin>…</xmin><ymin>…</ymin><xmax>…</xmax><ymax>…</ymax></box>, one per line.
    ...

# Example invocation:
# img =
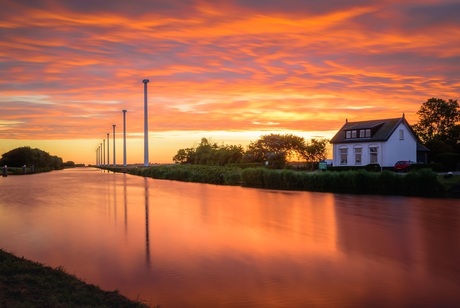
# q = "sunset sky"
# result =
<box><xmin>1</xmin><ymin>0</ymin><xmax>459</xmax><ymax>165</ymax></box>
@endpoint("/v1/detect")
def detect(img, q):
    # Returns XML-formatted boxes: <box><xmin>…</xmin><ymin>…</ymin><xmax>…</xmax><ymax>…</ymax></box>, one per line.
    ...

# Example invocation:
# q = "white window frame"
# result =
<box><xmin>351</xmin><ymin>130</ymin><xmax>357</xmax><ymax>138</ymax></box>
<box><xmin>369</xmin><ymin>146</ymin><xmax>378</xmax><ymax>164</ymax></box>
<box><xmin>354</xmin><ymin>147</ymin><xmax>362</xmax><ymax>165</ymax></box>
<box><xmin>339</xmin><ymin>147</ymin><xmax>348</xmax><ymax>165</ymax></box>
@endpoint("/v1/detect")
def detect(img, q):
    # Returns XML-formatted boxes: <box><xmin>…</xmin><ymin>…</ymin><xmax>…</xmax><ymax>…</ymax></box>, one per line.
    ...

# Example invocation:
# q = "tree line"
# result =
<box><xmin>173</xmin><ymin>134</ymin><xmax>328</xmax><ymax>169</ymax></box>
<box><xmin>0</xmin><ymin>146</ymin><xmax>65</xmax><ymax>170</ymax></box>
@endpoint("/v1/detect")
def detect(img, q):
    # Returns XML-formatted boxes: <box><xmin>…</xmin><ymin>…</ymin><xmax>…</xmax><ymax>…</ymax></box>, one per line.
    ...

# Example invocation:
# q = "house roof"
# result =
<box><xmin>330</xmin><ymin>116</ymin><xmax>416</xmax><ymax>144</ymax></box>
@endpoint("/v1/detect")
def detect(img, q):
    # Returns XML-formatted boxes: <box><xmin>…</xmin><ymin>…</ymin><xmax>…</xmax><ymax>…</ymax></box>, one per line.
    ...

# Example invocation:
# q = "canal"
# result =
<box><xmin>1</xmin><ymin>167</ymin><xmax>459</xmax><ymax>307</ymax></box>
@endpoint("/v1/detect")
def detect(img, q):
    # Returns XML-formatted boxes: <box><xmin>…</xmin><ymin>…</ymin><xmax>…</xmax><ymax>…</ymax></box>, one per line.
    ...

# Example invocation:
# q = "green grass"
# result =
<box><xmin>0</xmin><ymin>249</ymin><xmax>149</xmax><ymax>307</ymax></box>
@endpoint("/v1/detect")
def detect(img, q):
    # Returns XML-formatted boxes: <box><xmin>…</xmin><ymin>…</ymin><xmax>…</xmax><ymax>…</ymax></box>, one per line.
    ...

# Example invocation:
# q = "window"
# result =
<box><xmin>346</xmin><ymin>131</ymin><xmax>351</xmax><ymax>139</ymax></box>
<box><xmin>351</xmin><ymin>130</ymin><xmax>357</xmax><ymax>138</ymax></box>
<box><xmin>359</xmin><ymin>130</ymin><xmax>365</xmax><ymax>138</ymax></box>
<box><xmin>369</xmin><ymin>147</ymin><xmax>378</xmax><ymax>164</ymax></box>
<box><xmin>365</xmin><ymin>129</ymin><xmax>371</xmax><ymax>137</ymax></box>
<box><xmin>399</xmin><ymin>129</ymin><xmax>404</xmax><ymax>140</ymax></box>
<box><xmin>354</xmin><ymin>147</ymin><xmax>362</xmax><ymax>164</ymax></box>
<box><xmin>340</xmin><ymin>148</ymin><xmax>348</xmax><ymax>165</ymax></box>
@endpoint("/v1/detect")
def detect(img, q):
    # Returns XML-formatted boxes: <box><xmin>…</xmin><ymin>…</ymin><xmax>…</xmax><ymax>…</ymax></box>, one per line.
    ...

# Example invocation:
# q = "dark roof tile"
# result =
<box><xmin>330</xmin><ymin>117</ymin><xmax>407</xmax><ymax>143</ymax></box>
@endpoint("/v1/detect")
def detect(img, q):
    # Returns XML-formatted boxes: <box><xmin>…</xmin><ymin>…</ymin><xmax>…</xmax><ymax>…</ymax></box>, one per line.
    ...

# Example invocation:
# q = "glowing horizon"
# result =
<box><xmin>1</xmin><ymin>0</ymin><xmax>459</xmax><ymax>164</ymax></box>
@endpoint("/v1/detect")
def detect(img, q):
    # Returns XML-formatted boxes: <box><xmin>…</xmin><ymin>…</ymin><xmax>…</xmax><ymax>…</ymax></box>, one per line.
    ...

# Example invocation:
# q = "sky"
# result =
<box><xmin>1</xmin><ymin>0</ymin><xmax>459</xmax><ymax>165</ymax></box>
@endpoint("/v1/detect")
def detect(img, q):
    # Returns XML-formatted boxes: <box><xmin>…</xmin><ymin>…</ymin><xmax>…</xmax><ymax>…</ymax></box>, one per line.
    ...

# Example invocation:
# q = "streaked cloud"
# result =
<box><xmin>0</xmin><ymin>0</ymin><xmax>458</xmax><ymax>163</ymax></box>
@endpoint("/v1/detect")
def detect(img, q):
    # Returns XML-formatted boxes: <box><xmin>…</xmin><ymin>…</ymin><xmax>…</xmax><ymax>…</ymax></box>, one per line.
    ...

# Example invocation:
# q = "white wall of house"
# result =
<box><xmin>333</xmin><ymin>142</ymin><xmax>384</xmax><ymax>167</ymax></box>
<box><xmin>332</xmin><ymin>123</ymin><xmax>417</xmax><ymax>167</ymax></box>
<box><xmin>382</xmin><ymin>123</ymin><xmax>417</xmax><ymax>166</ymax></box>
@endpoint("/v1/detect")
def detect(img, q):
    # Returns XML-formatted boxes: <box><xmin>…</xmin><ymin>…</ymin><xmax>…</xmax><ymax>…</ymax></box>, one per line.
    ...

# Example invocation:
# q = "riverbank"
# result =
<box><xmin>103</xmin><ymin>165</ymin><xmax>460</xmax><ymax>198</ymax></box>
<box><xmin>0</xmin><ymin>249</ymin><xmax>148</xmax><ymax>307</ymax></box>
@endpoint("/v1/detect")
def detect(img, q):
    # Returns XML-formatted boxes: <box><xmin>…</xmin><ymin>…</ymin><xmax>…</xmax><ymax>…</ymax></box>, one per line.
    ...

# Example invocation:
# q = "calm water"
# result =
<box><xmin>1</xmin><ymin>168</ymin><xmax>460</xmax><ymax>307</ymax></box>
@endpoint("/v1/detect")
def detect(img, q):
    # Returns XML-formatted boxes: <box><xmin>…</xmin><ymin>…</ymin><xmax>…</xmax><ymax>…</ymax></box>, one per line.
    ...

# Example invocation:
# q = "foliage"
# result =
<box><xmin>110</xmin><ymin>165</ymin><xmax>452</xmax><ymax>197</ymax></box>
<box><xmin>173</xmin><ymin>138</ymin><xmax>244</xmax><ymax>166</ymax></box>
<box><xmin>63</xmin><ymin>161</ymin><xmax>76</xmax><ymax>168</ymax></box>
<box><xmin>242</xmin><ymin>133</ymin><xmax>305</xmax><ymax>168</ymax></box>
<box><xmin>0</xmin><ymin>146</ymin><xmax>63</xmax><ymax>170</ymax></box>
<box><xmin>433</xmin><ymin>153</ymin><xmax>460</xmax><ymax>172</ymax></box>
<box><xmin>301</xmin><ymin>138</ymin><xmax>328</xmax><ymax>166</ymax></box>
<box><xmin>173</xmin><ymin>135</ymin><xmax>328</xmax><ymax>169</ymax></box>
<box><xmin>242</xmin><ymin>134</ymin><xmax>329</xmax><ymax>169</ymax></box>
<box><xmin>128</xmin><ymin>164</ymin><xmax>242</xmax><ymax>185</ymax></box>
<box><xmin>240</xmin><ymin>168</ymin><xmax>445</xmax><ymax>197</ymax></box>
<box><xmin>413</xmin><ymin>98</ymin><xmax>460</xmax><ymax>144</ymax></box>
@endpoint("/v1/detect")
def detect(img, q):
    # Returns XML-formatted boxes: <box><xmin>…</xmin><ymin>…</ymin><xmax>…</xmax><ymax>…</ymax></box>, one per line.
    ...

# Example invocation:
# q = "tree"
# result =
<box><xmin>172</xmin><ymin>148</ymin><xmax>196</xmax><ymax>164</ymax></box>
<box><xmin>0</xmin><ymin>146</ymin><xmax>63</xmax><ymax>169</ymax></box>
<box><xmin>302</xmin><ymin>139</ymin><xmax>328</xmax><ymax>163</ymax></box>
<box><xmin>172</xmin><ymin>138</ymin><xmax>244</xmax><ymax>165</ymax></box>
<box><xmin>242</xmin><ymin>133</ymin><xmax>307</xmax><ymax>168</ymax></box>
<box><xmin>413</xmin><ymin>98</ymin><xmax>460</xmax><ymax>144</ymax></box>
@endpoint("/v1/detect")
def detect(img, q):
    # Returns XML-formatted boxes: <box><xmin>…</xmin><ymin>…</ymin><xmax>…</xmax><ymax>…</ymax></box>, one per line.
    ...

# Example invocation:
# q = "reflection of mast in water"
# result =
<box><xmin>123</xmin><ymin>174</ymin><xmax>128</xmax><ymax>235</ymax></box>
<box><xmin>144</xmin><ymin>177</ymin><xmax>151</xmax><ymax>266</ymax></box>
<box><xmin>113</xmin><ymin>174</ymin><xmax>117</xmax><ymax>224</ymax></box>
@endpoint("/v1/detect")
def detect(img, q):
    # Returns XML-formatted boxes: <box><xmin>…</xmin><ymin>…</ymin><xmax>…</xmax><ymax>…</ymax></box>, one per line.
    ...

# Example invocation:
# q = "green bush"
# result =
<box><xmin>403</xmin><ymin>168</ymin><xmax>445</xmax><ymax>197</ymax></box>
<box><xmin>109</xmin><ymin>164</ymin><xmax>446</xmax><ymax>197</ymax></box>
<box><xmin>241</xmin><ymin>168</ymin><xmax>265</xmax><ymax>187</ymax></box>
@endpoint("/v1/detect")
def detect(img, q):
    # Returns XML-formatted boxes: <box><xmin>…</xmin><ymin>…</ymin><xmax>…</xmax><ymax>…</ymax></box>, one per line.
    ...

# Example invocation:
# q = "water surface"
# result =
<box><xmin>1</xmin><ymin>168</ymin><xmax>459</xmax><ymax>307</ymax></box>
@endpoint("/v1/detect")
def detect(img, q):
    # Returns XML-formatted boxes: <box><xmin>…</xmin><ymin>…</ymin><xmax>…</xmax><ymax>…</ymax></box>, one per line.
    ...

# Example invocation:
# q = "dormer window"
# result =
<box><xmin>345</xmin><ymin>129</ymin><xmax>372</xmax><ymax>139</ymax></box>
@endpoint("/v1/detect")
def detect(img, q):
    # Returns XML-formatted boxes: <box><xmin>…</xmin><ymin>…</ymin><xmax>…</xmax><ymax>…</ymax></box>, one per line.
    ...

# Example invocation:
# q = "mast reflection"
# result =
<box><xmin>144</xmin><ymin>177</ymin><xmax>151</xmax><ymax>266</ymax></box>
<box><xmin>123</xmin><ymin>174</ymin><xmax>128</xmax><ymax>235</ymax></box>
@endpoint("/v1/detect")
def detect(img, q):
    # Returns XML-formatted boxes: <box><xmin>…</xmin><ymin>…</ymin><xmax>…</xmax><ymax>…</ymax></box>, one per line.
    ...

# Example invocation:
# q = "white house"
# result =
<box><xmin>330</xmin><ymin>115</ymin><xmax>428</xmax><ymax>168</ymax></box>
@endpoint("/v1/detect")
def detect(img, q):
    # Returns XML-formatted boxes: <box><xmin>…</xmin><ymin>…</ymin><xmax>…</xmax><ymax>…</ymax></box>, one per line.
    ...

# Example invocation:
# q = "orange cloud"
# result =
<box><xmin>0</xmin><ymin>0</ymin><xmax>459</xmax><ymax>164</ymax></box>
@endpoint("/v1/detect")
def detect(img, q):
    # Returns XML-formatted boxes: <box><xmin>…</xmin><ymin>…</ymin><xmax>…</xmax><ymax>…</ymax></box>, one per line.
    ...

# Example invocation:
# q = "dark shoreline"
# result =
<box><xmin>0</xmin><ymin>248</ymin><xmax>149</xmax><ymax>307</ymax></box>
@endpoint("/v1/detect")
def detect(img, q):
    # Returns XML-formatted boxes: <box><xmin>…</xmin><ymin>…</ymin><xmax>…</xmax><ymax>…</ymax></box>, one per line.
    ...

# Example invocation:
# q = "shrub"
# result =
<box><xmin>403</xmin><ymin>169</ymin><xmax>445</xmax><ymax>197</ymax></box>
<box><xmin>241</xmin><ymin>168</ymin><xmax>265</xmax><ymax>187</ymax></box>
<box><xmin>117</xmin><ymin>164</ymin><xmax>445</xmax><ymax>197</ymax></box>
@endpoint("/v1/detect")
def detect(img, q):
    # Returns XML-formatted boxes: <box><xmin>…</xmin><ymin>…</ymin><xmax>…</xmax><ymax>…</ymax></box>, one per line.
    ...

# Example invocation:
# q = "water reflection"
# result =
<box><xmin>0</xmin><ymin>168</ymin><xmax>460</xmax><ymax>307</ymax></box>
<box><xmin>123</xmin><ymin>174</ymin><xmax>128</xmax><ymax>234</ymax></box>
<box><xmin>144</xmin><ymin>177</ymin><xmax>151</xmax><ymax>266</ymax></box>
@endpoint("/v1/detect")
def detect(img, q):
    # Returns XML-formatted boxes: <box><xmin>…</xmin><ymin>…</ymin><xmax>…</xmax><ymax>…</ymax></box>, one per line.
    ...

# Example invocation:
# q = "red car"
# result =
<box><xmin>394</xmin><ymin>160</ymin><xmax>416</xmax><ymax>172</ymax></box>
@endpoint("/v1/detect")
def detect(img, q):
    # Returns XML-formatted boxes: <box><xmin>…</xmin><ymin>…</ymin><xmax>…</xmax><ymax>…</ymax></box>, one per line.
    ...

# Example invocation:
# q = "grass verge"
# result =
<box><xmin>0</xmin><ymin>248</ymin><xmax>148</xmax><ymax>307</ymax></box>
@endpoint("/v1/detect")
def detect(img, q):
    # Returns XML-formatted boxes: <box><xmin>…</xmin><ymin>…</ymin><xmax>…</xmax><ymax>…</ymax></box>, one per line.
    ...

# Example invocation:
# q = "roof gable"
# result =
<box><xmin>330</xmin><ymin>117</ymin><xmax>414</xmax><ymax>144</ymax></box>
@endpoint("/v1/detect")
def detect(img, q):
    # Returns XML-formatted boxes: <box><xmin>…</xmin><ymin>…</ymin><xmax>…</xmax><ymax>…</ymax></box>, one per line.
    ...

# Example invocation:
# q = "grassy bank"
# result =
<box><xmin>0</xmin><ymin>249</ymin><xmax>148</xmax><ymax>307</ymax></box>
<box><xmin>105</xmin><ymin>165</ymin><xmax>460</xmax><ymax>198</ymax></box>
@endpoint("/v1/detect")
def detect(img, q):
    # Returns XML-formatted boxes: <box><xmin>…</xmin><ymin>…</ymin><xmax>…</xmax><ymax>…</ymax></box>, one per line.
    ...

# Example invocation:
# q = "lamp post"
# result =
<box><xmin>122</xmin><ymin>109</ymin><xmax>127</xmax><ymax>167</ymax></box>
<box><xmin>103</xmin><ymin>140</ymin><xmax>105</xmax><ymax>166</ymax></box>
<box><xmin>113</xmin><ymin>124</ymin><xmax>116</xmax><ymax>166</ymax></box>
<box><xmin>143</xmin><ymin>79</ymin><xmax>149</xmax><ymax>167</ymax></box>
<box><xmin>100</xmin><ymin>144</ymin><xmax>102</xmax><ymax>166</ymax></box>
